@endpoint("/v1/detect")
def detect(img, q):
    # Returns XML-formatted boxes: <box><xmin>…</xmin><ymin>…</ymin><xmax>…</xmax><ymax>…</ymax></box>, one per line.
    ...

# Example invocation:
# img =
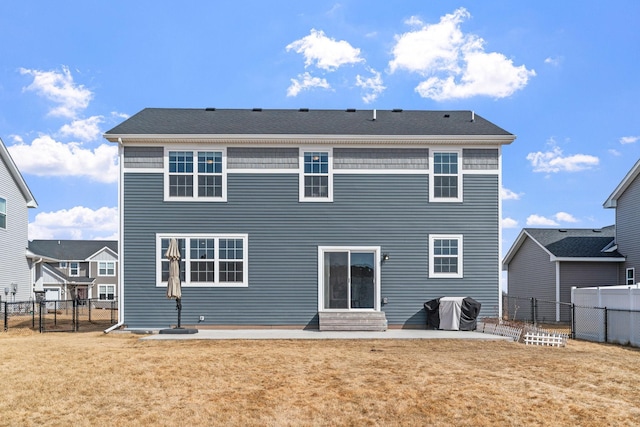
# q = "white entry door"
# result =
<box><xmin>319</xmin><ymin>247</ymin><xmax>380</xmax><ymax>311</ymax></box>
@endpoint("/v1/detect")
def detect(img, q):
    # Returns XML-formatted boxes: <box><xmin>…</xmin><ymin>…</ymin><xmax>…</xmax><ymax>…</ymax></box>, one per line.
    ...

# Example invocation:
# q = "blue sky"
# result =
<box><xmin>1</xmin><ymin>1</ymin><xmax>639</xmax><ymax>264</ymax></box>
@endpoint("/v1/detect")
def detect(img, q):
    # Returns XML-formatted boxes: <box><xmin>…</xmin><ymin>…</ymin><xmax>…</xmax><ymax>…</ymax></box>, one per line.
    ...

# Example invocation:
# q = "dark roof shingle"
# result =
<box><xmin>525</xmin><ymin>226</ymin><xmax>622</xmax><ymax>258</ymax></box>
<box><xmin>28</xmin><ymin>240</ymin><xmax>117</xmax><ymax>260</ymax></box>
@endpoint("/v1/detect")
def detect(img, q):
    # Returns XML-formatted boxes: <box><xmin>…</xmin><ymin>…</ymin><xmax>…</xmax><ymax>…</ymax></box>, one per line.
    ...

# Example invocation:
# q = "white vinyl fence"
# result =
<box><xmin>572</xmin><ymin>285</ymin><xmax>640</xmax><ymax>347</ymax></box>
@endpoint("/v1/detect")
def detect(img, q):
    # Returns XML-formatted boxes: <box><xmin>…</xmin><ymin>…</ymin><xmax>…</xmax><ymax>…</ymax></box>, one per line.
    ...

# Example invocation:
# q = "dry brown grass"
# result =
<box><xmin>1</xmin><ymin>331</ymin><xmax>639</xmax><ymax>426</ymax></box>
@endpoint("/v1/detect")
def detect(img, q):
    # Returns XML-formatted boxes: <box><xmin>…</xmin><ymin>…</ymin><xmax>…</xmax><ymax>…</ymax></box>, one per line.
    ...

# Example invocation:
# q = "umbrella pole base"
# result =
<box><xmin>159</xmin><ymin>327</ymin><xmax>198</xmax><ymax>334</ymax></box>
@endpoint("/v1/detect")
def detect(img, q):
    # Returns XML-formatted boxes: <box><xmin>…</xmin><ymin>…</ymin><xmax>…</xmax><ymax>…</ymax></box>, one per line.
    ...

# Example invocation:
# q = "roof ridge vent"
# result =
<box><xmin>593</xmin><ymin>229</ymin><xmax>602</xmax><ymax>233</ymax></box>
<box><xmin>299</xmin><ymin>108</ymin><xmax>309</xmax><ymax>112</ymax></box>
<box><xmin>252</xmin><ymin>108</ymin><xmax>262</xmax><ymax>112</ymax></box>
<box><xmin>346</xmin><ymin>108</ymin><xmax>356</xmax><ymax>112</ymax></box>
<box><xmin>205</xmin><ymin>108</ymin><xmax>216</xmax><ymax>111</ymax></box>
<box><xmin>444</xmin><ymin>114</ymin><xmax>450</xmax><ymax>118</ymax></box>
<box><xmin>558</xmin><ymin>229</ymin><xmax>567</xmax><ymax>232</ymax></box>
<box><xmin>392</xmin><ymin>108</ymin><xmax>403</xmax><ymax>113</ymax></box>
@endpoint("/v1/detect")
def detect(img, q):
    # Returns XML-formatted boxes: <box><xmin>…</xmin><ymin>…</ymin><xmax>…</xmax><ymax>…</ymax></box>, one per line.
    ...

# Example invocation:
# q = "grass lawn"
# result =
<box><xmin>1</xmin><ymin>330</ymin><xmax>639</xmax><ymax>426</ymax></box>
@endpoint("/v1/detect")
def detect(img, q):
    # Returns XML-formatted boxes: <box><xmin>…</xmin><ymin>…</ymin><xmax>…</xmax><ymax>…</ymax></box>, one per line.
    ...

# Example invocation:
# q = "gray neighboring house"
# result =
<box><xmin>502</xmin><ymin>227</ymin><xmax>624</xmax><ymax>322</ymax></box>
<box><xmin>0</xmin><ymin>137</ymin><xmax>37</xmax><ymax>302</ymax></box>
<box><xmin>603</xmin><ymin>158</ymin><xmax>640</xmax><ymax>286</ymax></box>
<box><xmin>105</xmin><ymin>108</ymin><xmax>516</xmax><ymax>330</ymax></box>
<box><xmin>27</xmin><ymin>240</ymin><xmax>119</xmax><ymax>303</ymax></box>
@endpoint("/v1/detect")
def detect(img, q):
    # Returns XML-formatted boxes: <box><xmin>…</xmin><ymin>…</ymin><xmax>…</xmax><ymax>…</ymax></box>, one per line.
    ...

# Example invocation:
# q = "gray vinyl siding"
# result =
<box><xmin>333</xmin><ymin>148</ymin><xmax>429</xmax><ymax>170</ymax></box>
<box><xmin>123</xmin><ymin>147</ymin><xmax>163</xmax><ymax>169</ymax></box>
<box><xmin>0</xmin><ymin>156</ymin><xmax>31</xmax><ymax>301</ymax></box>
<box><xmin>463</xmin><ymin>149</ymin><xmax>498</xmax><ymax>170</ymax></box>
<box><xmin>122</xmin><ymin>172</ymin><xmax>500</xmax><ymax>328</ymax></box>
<box><xmin>507</xmin><ymin>237</ymin><xmax>556</xmax><ymax>302</ymax></box>
<box><xmin>227</xmin><ymin>147</ymin><xmax>298</xmax><ymax>169</ymax></box>
<box><xmin>616</xmin><ymin>175</ymin><xmax>640</xmax><ymax>282</ymax></box>
<box><xmin>558</xmin><ymin>262</ymin><xmax>619</xmax><ymax>321</ymax></box>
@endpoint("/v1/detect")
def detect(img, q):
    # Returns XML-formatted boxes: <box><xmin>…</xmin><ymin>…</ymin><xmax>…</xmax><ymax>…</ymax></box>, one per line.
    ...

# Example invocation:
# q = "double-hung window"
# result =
<box><xmin>627</xmin><ymin>268</ymin><xmax>635</xmax><ymax>286</ymax></box>
<box><xmin>300</xmin><ymin>149</ymin><xmax>332</xmax><ymax>201</ymax></box>
<box><xmin>99</xmin><ymin>285</ymin><xmax>115</xmax><ymax>300</ymax></box>
<box><xmin>0</xmin><ymin>197</ymin><xmax>6</xmax><ymax>229</ymax></box>
<box><xmin>431</xmin><ymin>151</ymin><xmax>462</xmax><ymax>202</ymax></box>
<box><xmin>98</xmin><ymin>261</ymin><xmax>116</xmax><ymax>276</ymax></box>
<box><xmin>429</xmin><ymin>235</ymin><xmax>463</xmax><ymax>278</ymax></box>
<box><xmin>70</xmin><ymin>262</ymin><xmax>80</xmax><ymax>277</ymax></box>
<box><xmin>158</xmin><ymin>234</ymin><xmax>248</xmax><ymax>287</ymax></box>
<box><xmin>167</xmin><ymin>150</ymin><xmax>225</xmax><ymax>201</ymax></box>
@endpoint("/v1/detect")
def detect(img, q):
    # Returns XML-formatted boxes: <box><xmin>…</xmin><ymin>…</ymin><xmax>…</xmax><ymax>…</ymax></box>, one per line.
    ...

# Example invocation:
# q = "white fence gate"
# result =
<box><xmin>572</xmin><ymin>285</ymin><xmax>640</xmax><ymax>347</ymax></box>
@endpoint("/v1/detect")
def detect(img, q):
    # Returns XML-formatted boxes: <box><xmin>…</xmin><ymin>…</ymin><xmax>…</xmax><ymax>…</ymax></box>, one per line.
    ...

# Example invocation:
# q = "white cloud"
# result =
<box><xmin>355</xmin><ymin>68</ymin><xmax>386</xmax><ymax>103</ymax></box>
<box><xmin>526</xmin><ymin>142</ymin><xmax>599</xmax><ymax>173</ymax></box>
<box><xmin>20</xmin><ymin>66</ymin><xmax>92</xmax><ymax>118</ymax></box>
<box><xmin>526</xmin><ymin>214</ymin><xmax>559</xmax><ymax>226</ymax></box>
<box><xmin>59</xmin><ymin>115</ymin><xmax>103</xmax><ymax>142</ymax></box>
<box><xmin>554</xmin><ymin>212</ymin><xmax>578</xmax><ymax>223</ymax></box>
<box><xmin>501</xmin><ymin>187</ymin><xmax>522</xmax><ymax>200</ymax></box>
<box><xmin>29</xmin><ymin>206</ymin><xmax>118</xmax><ymax>240</ymax></box>
<box><xmin>501</xmin><ymin>217</ymin><xmax>519</xmax><ymax>229</ymax></box>
<box><xmin>7</xmin><ymin>135</ymin><xmax>118</xmax><ymax>183</ymax></box>
<box><xmin>609</xmin><ymin>149</ymin><xmax>621</xmax><ymax>156</ymax></box>
<box><xmin>287</xmin><ymin>72</ymin><xmax>331</xmax><ymax>97</ymax></box>
<box><xmin>544</xmin><ymin>56</ymin><xmax>562</xmax><ymax>66</ymax></box>
<box><xmin>389</xmin><ymin>8</ymin><xmax>535</xmax><ymax>101</ymax></box>
<box><xmin>620</xmin><ymin>136</ymin><xmax>639</xmax><ymax>144</ymax></box>
<box><xmin>286</xmin><ymin>29</ymin><xmax>364</xmax><ymax>71</ymax></box>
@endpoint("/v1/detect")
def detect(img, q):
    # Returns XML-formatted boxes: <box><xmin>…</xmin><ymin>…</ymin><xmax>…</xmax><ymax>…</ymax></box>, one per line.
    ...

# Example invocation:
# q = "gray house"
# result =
<box><xmin>502</xmin><ymin>227</ymin><xmax>624</xmax><ymax>322</ymax></box>
<box><xmin>0</xmin><ymin>137</ymin><xmax>37</xmax><ymax>302</ymax></box>
<box><xmin>27</xmin><ymin>240</ymin><xmax>119</xmax><ymax>303</ymax></box>
<box><xmin>105</xmin><ymin>108</ymin><xmax>515</xmax><ymax>330</ymax></box>
<box><xmin>603</xmin><ymin>158</ymin><xmax>640</xmax><ymax>286</ymax></box>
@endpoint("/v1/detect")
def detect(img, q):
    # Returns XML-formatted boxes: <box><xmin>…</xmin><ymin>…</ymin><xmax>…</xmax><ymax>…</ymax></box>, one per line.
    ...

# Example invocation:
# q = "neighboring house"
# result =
<box><xmin>104</xmin><ymin>108</ymin><xmax>515</xmax><ymax>330</ymax></box>
<box><xmin>27</xmin><ymin>240</ymin><xmax>118</xmax><ymax>303</ymax></box>
<box><xmin>502</xmin><ymin>227</ymin><xmax>624</xmax><ymax>322</ymax></box>
<box><xmin>0</xmin><ymin>137</ymin><xmax>37</xmax><ymax>302</ymax></box>
<box><xmin>603</xmin><ymin>158</ymin><xmax>640</xmax><ymax>286</ymax></box>
<box><xmin>504</xmin><ymin>158</ymin><xmax>640</xmax><ymax>322</ymax></box>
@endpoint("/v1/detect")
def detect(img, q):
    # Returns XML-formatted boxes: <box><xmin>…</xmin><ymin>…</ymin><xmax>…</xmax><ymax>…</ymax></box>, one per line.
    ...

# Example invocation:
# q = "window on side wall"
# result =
<box><xmin>166</xmin><ymin>150</ymin><xmax>225</xmax><ymax>201</ymax></box>
<box><xmin>98</xmin><ymin>261</ymin><xmax>116</xmax><ymax>276</ymax></box>
<box><xmin>300</xmin><ymin>149</ymin><xmax>332</xmax><ymax>202</ymax></box>
<box><xmin>431</xmin><ymin>151</ymin><xmax>462</xmax><ymax>202</ymax></box>
<box><xmin>627</xmin><ymin>268</ymin><xmax>635</xmax><ymax>285</ymax></box>
<box><xmin>0</xmin><ymin>197</ymin><xmax>6</xmax><ymax>229</ymax></box>
<box><xmin>429</xmin><ymin>235</ymin><xmax>463</xmax><ymax>278</ymax></box>
<box><xmin>157</xmin><ymin>234</ymin><xmax>248</xmax><ymax>287</ymax></box>
<box><xmin>99</xmin><ymin>285</ymin><xmax>115</xmax><ymax>300</ymax></box>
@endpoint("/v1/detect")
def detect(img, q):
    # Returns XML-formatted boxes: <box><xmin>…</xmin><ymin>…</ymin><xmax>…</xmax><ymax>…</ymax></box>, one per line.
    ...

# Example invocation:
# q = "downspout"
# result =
<box><xmin>105</xmin><ymin>137</ymin><xmax>125</xmax><ymax>333</ymax></box>
<box><xmin>555</xmin><ymin>261</ymin><xmax>561</xmax><ymax>322</ymax></box>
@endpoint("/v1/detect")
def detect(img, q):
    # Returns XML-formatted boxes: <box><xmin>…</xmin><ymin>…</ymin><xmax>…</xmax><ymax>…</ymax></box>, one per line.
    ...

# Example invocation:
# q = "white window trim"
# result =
<box><xmin>98</xmin><ymin>261</ymin><xmax>116</xmax><ymax>277</ymax></box>
<box><xmin>156</xmin><ymin>233</ymin><xmax>248</xmax><ymax>288</ymax></box>
<box><xmin>626</xmin><ymin>267</ymin><xmax>635</xmax><ymax>286</ymax></box>
<box><xmin>0</xmin><ymin>196</ymin><xmax>6</xmax><ymax>230</ymax></box>
<box><xmin>299</xmin><ymin>148</ymin><xmax>333</xmax><ymax>202</ymax></box>
<box><xmin>429</xmin><ymin>234</ymin><xmax>463</xmax><ymax>278</ymax></box>
<box><xmin>163</xmin><ymin>147</ymin><xmax>227</xmax><ymax>202</ymax></box>
<box><xmin>69</xmin><ymin>262</ymin><xmax>80</xmax><ymax>277</ymax></box>
<box><xmin>98</xmin><ymin>284</ymin><xmax>116</xmax><ymax>300</ymax></box>
<box><xmin>429</xmin><ymin>149</ymin><xmax>463</xmax><ymax>203</ymax></box>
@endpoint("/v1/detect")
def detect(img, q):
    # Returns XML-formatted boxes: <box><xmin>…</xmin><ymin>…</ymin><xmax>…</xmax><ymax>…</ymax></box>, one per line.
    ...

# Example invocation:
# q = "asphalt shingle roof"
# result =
<box><xmin>525</xmin><ymin>226</ymin><xmax>622</xmax><ymax>258</ymax></box>
<box><xmin>104</xmin><ymin>108</ymin><xmax>513</xmax><ymax>137</ymax></box>
<box><xmin>28</xmin><ymin>240</ymin><xmax>117</xmax><ymax>260</ymax></box>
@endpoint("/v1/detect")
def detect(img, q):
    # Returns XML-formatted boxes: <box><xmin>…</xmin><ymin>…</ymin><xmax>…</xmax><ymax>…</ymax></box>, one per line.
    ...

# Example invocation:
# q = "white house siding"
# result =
<box><xmin>616</xmin><ymin>175</ymin><xmax>640</xmax><ymax>282</ymax></box>
<box><xmin>0</xmin><ymin>155</ymin><xmax>31</xmax><ymax>301</ymax></box>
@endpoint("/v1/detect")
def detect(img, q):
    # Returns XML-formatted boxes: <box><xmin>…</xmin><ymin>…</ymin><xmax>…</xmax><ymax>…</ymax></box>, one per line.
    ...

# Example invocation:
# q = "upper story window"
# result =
<box><xmin>98</xmin><ymin>261</ymin><xmax>116</xmax><ymax>276</ymax></box>
<box><xmin>70</xmin><ymin>262</ymin><xmax>80</xmax><ymax>277</ymax></box>
<box><xmin>0</xmin><ymin>197</ymin><xmax>6</xmax><ymax>229</ymax></box>
<box><xmin>166</xmin><ymin>150</ymin><xmax>226</xmax><ymax>201</ymax></box>
<box><xmin>627</xmin><ymin>268</ymin><xmax>635</xmax><ymax>285</ymax></box>
<box><xmin>300</xmin><ymin>149</ymin><xmax>332</xmax><ymax>202</ymax></box>
<box><xmin>59</xmin><ymin>261</ymin><xmax>67</xmax><ymax>268</ymax></box>
<box><xmin>429</xmin><ymin>235</ymin><xmax>463</xmax><ymax>278</ymax></box>
<box><xmin>157</xmin><ymin>234</ymin><xmax>248</xmax><ymax>287</ymax></box>
<box><xmin>431</xmin><ymin>151</ymin><xmax>462</xmax><ymax>202</ymax></box>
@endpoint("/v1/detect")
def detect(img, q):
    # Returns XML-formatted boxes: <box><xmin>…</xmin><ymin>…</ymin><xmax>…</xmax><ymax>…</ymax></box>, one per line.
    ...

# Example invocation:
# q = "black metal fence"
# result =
<box><xmin>2</xmin><ymin>299</ymin><xmax>118</xmax><ymax>332</ymax></box>
<box><xmin>503</xmin><ymin>295</ymin><xmax>640</xmax><ymax>346</ymax></box>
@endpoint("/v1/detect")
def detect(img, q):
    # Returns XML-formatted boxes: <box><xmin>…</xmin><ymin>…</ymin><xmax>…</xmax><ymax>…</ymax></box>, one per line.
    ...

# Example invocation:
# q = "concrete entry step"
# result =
<box><xmin>319</xmin><ymin>311</ymin><xmax>388</xmax><ymax>331</ymax></box>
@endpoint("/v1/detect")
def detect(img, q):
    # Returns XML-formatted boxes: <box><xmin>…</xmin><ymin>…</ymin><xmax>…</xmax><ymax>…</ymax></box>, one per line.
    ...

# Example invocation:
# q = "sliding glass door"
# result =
<box><xmin>321</xmin><ymin>248</ymin><xmax>378</xmax><ymax>310</ymax></box>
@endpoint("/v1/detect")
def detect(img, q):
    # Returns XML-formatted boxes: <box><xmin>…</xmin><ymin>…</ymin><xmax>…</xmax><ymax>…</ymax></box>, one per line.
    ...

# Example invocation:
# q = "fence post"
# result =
<box><xmin>31</xmin><ymin>300</ymin><xmax>35</xmax><ymax>329</ymax></box>
<box><xmin>88</xmin><ymin>299</ymin><xmax>92</xmax><ymax>323</ymax></box>
<box><xmin>3</xmin><ymin>301</ymin><xmax>7</xmax><ymax>331</ymax></box>
<box><xmin>39</xmin><ymin>301</ymin><xmax>44</xmax><ymax>333</ymax></box>
<box><xmin>111</xmin><ymin>300</ymin><xmax>115</xmax><ymax>324</ymax></box>
<box><xmin>571</xmin><ymin>303</ymin><xmax>575</xmax><ymax>339</ymax></box>
<box><xmin>604</xmin><ymin>307</ymin><xmax>608</xmax><ymax>343</ymax></box>
<box><xmin>533</xmin><ymin>298</ymin><xmax>538</xmax><ymax>326</ymax></box>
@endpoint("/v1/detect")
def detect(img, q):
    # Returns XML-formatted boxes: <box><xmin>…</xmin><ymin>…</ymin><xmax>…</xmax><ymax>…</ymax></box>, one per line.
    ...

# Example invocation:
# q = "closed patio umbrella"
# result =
<box><xmin>166</xmin><ymin>238</ymin><xmax>183</xmax><ymax>328</ymax></box>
